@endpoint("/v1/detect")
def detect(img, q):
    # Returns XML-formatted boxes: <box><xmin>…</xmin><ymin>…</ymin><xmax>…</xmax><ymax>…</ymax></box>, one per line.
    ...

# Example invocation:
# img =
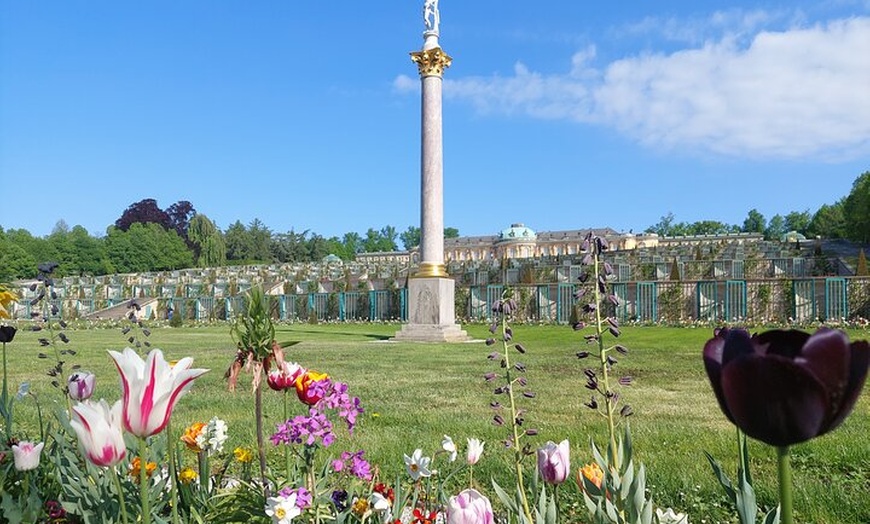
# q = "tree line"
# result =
<box><xmin>0</xmin><ymin>198</ymin><xmax>459</xmax><ymax>281</ymax></box>
<box><xmin>645</xmin><ymin>171</ymin><xmax>869</xmax><ymax>243</ymax></box>
<box><xmin>1</xmin><ymin>171</ymin><xmax>867</xmax><ymax>281</ymax></box>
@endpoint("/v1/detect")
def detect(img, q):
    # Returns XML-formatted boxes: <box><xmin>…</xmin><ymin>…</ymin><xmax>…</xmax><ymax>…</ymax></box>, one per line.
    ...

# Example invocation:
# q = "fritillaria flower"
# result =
<box><xmin>403</xmin><ymin>448</ymin><xmax>432</xmax><ymax>480</ymax></box>
<box><xmin>466</xmin><ymin>438</ymin><xmax>484</xmax><ymax>465</ymax></box>
<box><xmin>446</xmin><ymin>488</ymin><xmax>494</xmax><ymax>524</ymax></box>
<box><xmin>11</xmin><ymin>440</ymin><xmax>44</xmax><ymax>471</ymax></box>
<box><xmin>536</xmin><ymin>439</ymin><xmax>570</xmax><ymax>485</ymax></box>
<box><xmin>108</xmin><ymin>347</ymin><xmax>208</xmax><ymax>438</ymax></box>
<box><xmin>68</xmin><ymin>371</ymin><xmax>96</xmax><ymax>401</ymax></box>
<box><xmin>703</xmin><ymin>327</ymin><xmax>869</xmax><ymax>447</ymax></box>
<box><xmin>69</xmin><ymin>399</ymin><xmax>127</xmax><ymax>467</ymax></box>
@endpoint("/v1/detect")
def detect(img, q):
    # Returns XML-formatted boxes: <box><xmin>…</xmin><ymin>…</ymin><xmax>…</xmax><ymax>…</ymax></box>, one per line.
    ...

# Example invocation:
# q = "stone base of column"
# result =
<box><xmin>393</xmin><ymin>277</ymin><xmax>470</xmax><ymax>342</ymax></box>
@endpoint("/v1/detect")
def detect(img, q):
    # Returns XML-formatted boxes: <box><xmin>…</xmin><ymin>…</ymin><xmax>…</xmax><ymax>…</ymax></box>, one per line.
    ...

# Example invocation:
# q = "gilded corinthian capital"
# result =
<box><xmin>411</xmin><ymin>47</ymin><xmax>452</xmax><ymax>78</ymax></box>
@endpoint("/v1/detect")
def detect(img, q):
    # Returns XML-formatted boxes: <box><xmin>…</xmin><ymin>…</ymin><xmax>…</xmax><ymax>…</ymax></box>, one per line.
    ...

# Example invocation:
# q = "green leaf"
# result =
<box><xmin>763</xmin><ymin>506</ymin><xmax>781</xmax><ymax>524</ymax></box>
<box><xmin>704</xmin><ymin>450</ymin><xmax>737</xmax><ymax>502</ymax></box>
<box><xmin>491</xmin><ymin>479</ymin><xmax>519</xmax><ymax>513</ymax></box>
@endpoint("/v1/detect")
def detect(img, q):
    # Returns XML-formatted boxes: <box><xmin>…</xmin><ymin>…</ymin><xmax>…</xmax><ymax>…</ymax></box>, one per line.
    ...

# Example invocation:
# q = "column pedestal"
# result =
<box><xmin>394</xmin><ymin>277</ymin><xmax>469</xmax><ymax>342</ymax></box>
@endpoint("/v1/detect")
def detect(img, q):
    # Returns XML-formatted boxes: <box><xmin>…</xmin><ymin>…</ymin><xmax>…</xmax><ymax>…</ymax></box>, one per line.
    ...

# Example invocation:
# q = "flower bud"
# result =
<box><xmin>68</xmin><ymin>371</ymin><xmax>96</xmax><ymax>401</ymax></box>
<box><xmin>514</xmin><ymin>343</ymin><xmax>526</xmax><ymax>354</ymax></box>
<box><xmin>576</xmin><ymin>351</ymin><xmax>590</xmax><ymax>359</ymax></box>
<box><xmin>485</xmin><ymin>338</ymin><xmax>496</xmax><ymax>346</ymax></box>
<box><xmin>620</xmin><ymin>405</ymin><xmax>633</xmax><ymax>417</ymax></box>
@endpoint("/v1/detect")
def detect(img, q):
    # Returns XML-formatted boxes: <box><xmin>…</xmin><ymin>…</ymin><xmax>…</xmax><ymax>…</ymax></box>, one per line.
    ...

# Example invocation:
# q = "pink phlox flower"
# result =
<box><xmin>270</xmin><ymin>409</ymin><xmax>335</xmax><ymax>448</ymax></box>
<box><xmin>279</xmin><ymin>486</ymin><xmax>312</xmax><ymax>509</ymax></box>
<box><xmin>348</xmin><ymin>450</ymin><xmax>372</xmax><ymax>481</ymax></box>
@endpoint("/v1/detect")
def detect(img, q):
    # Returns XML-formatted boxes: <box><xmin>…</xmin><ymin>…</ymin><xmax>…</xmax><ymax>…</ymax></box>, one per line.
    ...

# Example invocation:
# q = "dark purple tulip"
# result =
<box><xmin>0</xmin><ymin>326</ymin><xmax>16</xmax><ymax>343</ymax></box>
<box><xmin>703</xmin><ymin>328</ymin><xmax>869</xmax><ymax>447</ymax></box>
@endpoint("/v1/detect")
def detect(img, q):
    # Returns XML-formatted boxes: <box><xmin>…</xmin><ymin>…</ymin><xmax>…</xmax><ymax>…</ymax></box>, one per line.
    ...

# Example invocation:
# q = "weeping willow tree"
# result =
<box><xmin>188</xmin><ymin>214</ymin><xmax>227</xmax><ymax>268</ymax></box>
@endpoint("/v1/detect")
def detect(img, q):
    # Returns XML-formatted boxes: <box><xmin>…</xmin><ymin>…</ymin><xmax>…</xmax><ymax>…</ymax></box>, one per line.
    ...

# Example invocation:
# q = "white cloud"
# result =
<box><xmin>400</xmin><ymin>16</ymin><xmax>870</xmax><ymax>160</ymax></box>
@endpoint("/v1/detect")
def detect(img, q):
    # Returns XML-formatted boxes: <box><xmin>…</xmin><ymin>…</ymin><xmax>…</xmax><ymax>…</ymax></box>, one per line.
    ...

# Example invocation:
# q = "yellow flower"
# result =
<box><xmin>129</xmin><ymin>457</ymin><xmax>158</xmax><ymax>481</ymax></box>
<box><xmin>234</xmin><ymin>446</ymin><xmax>253</xmax><ymax>463</ymax></box>
<box><xmin>577</xmin><ymin>462</ymin><xmax>604</xmax><ymax>490</ymax></box>
<box><xmin>180</xmin><ymin>422</ymin><xmax>206</xmax><ymax>452</ymax></box>
<box><xmin>179</xmin><ymin>467</ymin><xmax>198</xmax><ymax>484</ymax></box>
<box><xmin>351</xmin><ymin>497</ymin><xmax>369</xmax><ymax>517</ymax></box>
<box><xmin>0</xmin><ymin>288</ymin><xmax>17</xmax><ymax>320</ymax></box>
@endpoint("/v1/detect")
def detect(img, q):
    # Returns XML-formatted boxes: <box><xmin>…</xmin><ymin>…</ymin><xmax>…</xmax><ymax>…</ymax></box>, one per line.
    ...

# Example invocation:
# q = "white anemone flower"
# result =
<box><xmin>403</xmin><ymin>448</ymin><xmax>432</xmax><ymax>480</ymax></box>
<box><xmin>441</xmin><ymin>435</ymin><xmax>458</xmax><ymax>462</ymax></box>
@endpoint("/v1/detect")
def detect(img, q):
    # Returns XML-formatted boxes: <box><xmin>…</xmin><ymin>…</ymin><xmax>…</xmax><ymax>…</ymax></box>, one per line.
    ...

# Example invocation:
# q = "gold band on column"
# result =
<box><xmin>413</xmin><ymin>262</ymin><xmax>449</xmax><ymax>278</ymax></box>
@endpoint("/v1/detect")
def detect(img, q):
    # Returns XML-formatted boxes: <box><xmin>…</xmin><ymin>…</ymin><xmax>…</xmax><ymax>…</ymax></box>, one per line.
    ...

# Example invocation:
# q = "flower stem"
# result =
<box><xmin>2</xmin><ymin>342</ymin><xmax>10</xmax><ymax>440</ymax></box>
<box><xmin>501</xmin><ymin>306</ymin><xmax>533</xmax><ymax>524</ymax></box>
<box><xmin>777</xmin><ymin>446</ymin><xmax>793</xmax><ymax>524</ymax></box>
<box><xmin>255</xmin><ymin>378</ymin><xmax>269</xmax><ymax>497</ymax></box>
<box><xmin>139</xmin><ymin>437</ymin><xmax>151</xmax><ymax>524</ymax></box>
<box><xmin>283</xmin><ymin>389</ymin><xmax>292</xmax><ymax>482</ymax></box>
<box><xmin>167</xmin><ymin>420</ymin><xmax>181</xmax><ymax>524</ymax></box>
<box><xmin>592</xmin><ymin>248</ymin><xmax>618</xmax><ymax>464</ymax></box>
<box><xmin>110</xmin><ymin>466</ymin><xmax>130</xmax><ymax>524</ymax></box>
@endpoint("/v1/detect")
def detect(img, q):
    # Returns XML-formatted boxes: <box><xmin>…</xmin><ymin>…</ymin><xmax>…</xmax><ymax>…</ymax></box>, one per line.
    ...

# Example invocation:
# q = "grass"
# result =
<box><xmin>3</xmin><ymin>321</ymin><xmax>869</xmax><ymax>523</ymax></box>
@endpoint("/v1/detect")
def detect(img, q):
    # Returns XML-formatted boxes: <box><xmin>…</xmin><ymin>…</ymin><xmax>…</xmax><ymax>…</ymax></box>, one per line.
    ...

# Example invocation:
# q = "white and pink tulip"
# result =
<box><xmin>108</xmin><ymin>348</ymin><xmax>208</xmax><ymax>438</ymax></box>
<box><xmin>70</xmin><ymin>399</ymin><xmax>127</xmax><ymax>467</ymax></box>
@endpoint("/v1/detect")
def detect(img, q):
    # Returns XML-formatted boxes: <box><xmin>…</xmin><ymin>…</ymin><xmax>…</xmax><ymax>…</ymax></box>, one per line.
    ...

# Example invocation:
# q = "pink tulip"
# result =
<box><xmin>68</xmin><ymin>371</ymin><xmax>96</xmax><ymax>401</ymax></box>
<box><xmin>466</xmin><ymin>438</ymin><xmax>484</xmax><ymax>465</ymax></box>
<box><xmin>447</xmin><ymin>489</ymin><xmax>494</xmax><ymax>524</ymax></box>
<box><xmin>108</xmin><ymin>347</ymin><xmax>208</xmax><ymax>438</ymax></box>
<box><xmin>12</xmin><ymin>440</ymin><xmax>44</xmax><ymax>471</ymax></box>
<box><xmin>70</xmin><ymin>399</ymin><xmax>127</xmax><ymax>467</ymax></box>
<box><xmin>267</xmin><ymin>361</ymin><xmax>305</xmax><ymax>391</ymax></box>
<box><xmin>537</xmin><ymin>439</ymin><xmax>570</xmax><ymax>485</ymax></box>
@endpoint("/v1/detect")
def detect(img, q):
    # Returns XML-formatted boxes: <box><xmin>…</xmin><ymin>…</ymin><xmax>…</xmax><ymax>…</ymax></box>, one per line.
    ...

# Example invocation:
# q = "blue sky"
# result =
<box><xmin>2</xmin><ymin>1</ymin><xmax>869</xmax><ymax>240</ymax></box>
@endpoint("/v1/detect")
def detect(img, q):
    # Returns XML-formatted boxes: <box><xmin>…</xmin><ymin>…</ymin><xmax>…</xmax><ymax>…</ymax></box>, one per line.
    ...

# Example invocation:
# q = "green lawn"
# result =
<box><xmin>4</xmin><ymin>322</ymin><xmax>869</xmax><ymax>523</ymax></box>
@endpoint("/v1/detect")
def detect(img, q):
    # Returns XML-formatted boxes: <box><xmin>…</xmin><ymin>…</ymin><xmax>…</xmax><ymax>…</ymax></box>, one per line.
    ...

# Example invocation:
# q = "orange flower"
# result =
<box><xmin>180</xmin><ymin>422</ymin><xmax>207</xmax><ymax>452</ymax></box>
<box><xmin>129</xmin><ymin>456</ymin><xmax>157</xmax><ymax>481</ymax></box>
<box><xmin>294</xmin><ymin>370</ymin><xmax>328</xmax><ymax>405</ymax></box>
<box><xmin>577</xmin><ymin>462</ymin><xmax>604</xmax><ymax>490</ymax></box>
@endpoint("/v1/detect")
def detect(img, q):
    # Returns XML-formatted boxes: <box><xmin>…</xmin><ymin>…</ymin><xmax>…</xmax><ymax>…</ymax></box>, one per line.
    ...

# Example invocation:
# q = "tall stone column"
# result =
<box><xmin>395</xmin><ymin>4</ymin><xmax>469</xmax><ymax>342</ymax></box>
